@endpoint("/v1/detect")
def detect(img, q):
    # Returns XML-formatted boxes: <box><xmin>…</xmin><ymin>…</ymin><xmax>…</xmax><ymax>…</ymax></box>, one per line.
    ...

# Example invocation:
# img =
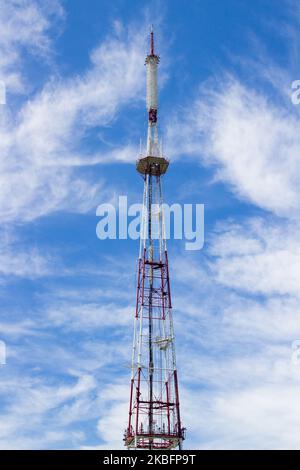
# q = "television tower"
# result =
<box><xmin>124</xmin><ymin>28</ymin><xmax>186</xmax><ymax>450</ymax></box>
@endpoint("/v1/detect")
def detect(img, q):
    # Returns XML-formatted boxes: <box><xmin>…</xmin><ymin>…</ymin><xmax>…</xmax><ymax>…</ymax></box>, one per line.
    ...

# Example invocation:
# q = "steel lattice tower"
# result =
<box><xmin>124</xmin><ymin>29</ymin><xmax>185</xmax><ymax>450</ymax></box>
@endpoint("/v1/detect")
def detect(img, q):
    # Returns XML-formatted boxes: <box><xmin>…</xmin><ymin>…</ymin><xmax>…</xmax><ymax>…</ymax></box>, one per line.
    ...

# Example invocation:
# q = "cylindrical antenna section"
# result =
<box><xmin>146</xmin><ymin>57</ymin><xmax>158</xmax><ymax>112</ymax></box>
<box><xmin>145</xmin><ymin>27</ymin><xmax>159</xmax><ymax>125</ymax></box>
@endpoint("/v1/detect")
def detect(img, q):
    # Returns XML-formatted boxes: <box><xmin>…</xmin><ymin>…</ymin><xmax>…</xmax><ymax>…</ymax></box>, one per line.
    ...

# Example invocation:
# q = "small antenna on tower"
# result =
<box><xmin>150</xmin><ymin>24</ymin><xmax>154</xmax><ymax>55</ymax></box>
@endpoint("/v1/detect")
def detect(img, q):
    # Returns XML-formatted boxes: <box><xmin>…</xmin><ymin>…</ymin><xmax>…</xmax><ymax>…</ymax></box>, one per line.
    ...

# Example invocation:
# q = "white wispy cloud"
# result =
<box><xmin>0</xmin><ymin>322</ymin><xmax>132</xmax><ymax>448</ymax></box>
<box><xmin>15</xmin><ymin>30</ymin><xmax>145</xmax><ymax>166</ymax></box>
<box><xmin>209</xmin><ymin>217</ymin><xmax>300</xmax><ymax>298</ymax></box>
<box><xmin>0</xmin><ymin>373</ymin><xmax>97</xmax><ymax>449</ymax></box>
<box><xmin>46</xmin><ymin>302</ymin><xmax>132</xmax><ymax>330</ymax></box>
<box><xmin>0</xmin><ymin>18</ymin><xmax>146</xmax><ymax>224</ymax></box>
<box><xmin>0</xmin><ymin>244</ymin><xmax>53</xmax><ymax>278</ymax></box>
<box><xmin>167</xmin><ymin>78</ymin><xmax>300</xmax><ymax>217</ymax></box>
<box><xmin>0</xmin><ymin>227</ymin><xmax>65</xmax><ymax>280</ymax></box>
<box><xmin>82</xmin><ymin>382</ymin><xmax>129</xmax><ymax>450</ymax></box>
<box><xmin>0</xmin><ymin>0</ymin><xmax>64</xmax><ymax>93</ymax></box>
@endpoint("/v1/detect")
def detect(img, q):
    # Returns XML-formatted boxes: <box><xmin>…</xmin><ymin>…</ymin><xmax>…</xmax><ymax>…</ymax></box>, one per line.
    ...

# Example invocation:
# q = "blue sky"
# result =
<box><xmin>0</xmin><ymin>0</ymin><xmax>300</xmax><ymax>449</ymax></box>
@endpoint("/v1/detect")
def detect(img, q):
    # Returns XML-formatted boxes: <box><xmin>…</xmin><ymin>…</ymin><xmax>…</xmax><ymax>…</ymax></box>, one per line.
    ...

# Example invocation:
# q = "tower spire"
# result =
<box><xmin>150</xmin><ymin>25</ymin><xmax>154</xmax><ymax>55</ymax></box>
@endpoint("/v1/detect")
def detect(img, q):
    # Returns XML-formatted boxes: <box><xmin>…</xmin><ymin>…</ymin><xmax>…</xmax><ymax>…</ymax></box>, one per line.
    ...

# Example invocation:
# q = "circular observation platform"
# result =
<box><xmin>136</xmin><ymin>155</ymin><xmax>169</xmax><ymax>176</ymax></box>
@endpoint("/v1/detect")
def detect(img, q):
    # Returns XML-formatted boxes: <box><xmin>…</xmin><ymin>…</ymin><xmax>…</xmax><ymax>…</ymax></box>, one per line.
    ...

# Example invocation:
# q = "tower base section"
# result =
<box><xmin>124</xmin><ymin>430</ymin><xmax>185</xmax><ymax>450</ymax></box>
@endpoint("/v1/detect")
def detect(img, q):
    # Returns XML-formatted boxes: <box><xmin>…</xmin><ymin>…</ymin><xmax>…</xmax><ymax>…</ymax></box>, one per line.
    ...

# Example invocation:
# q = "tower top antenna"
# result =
<box><xmin>150</xmin><ymin>25</ymin><xmax>154</xmax><ymax>55</ymax></box>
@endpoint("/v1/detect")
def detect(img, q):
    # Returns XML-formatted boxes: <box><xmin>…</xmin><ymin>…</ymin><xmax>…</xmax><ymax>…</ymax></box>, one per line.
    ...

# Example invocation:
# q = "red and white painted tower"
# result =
<box><xmin>124</xmin><ymin>29</ymin><xmax>185</xmax><ymax>450</ymax></box>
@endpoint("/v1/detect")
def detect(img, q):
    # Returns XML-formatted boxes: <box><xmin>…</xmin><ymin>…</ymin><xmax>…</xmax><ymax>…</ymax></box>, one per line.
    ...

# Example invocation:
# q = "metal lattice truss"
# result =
<box><xmin>124</xmin><ymin>172</ymin><xmax>185</xmax><ymax>450</ymax></box>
